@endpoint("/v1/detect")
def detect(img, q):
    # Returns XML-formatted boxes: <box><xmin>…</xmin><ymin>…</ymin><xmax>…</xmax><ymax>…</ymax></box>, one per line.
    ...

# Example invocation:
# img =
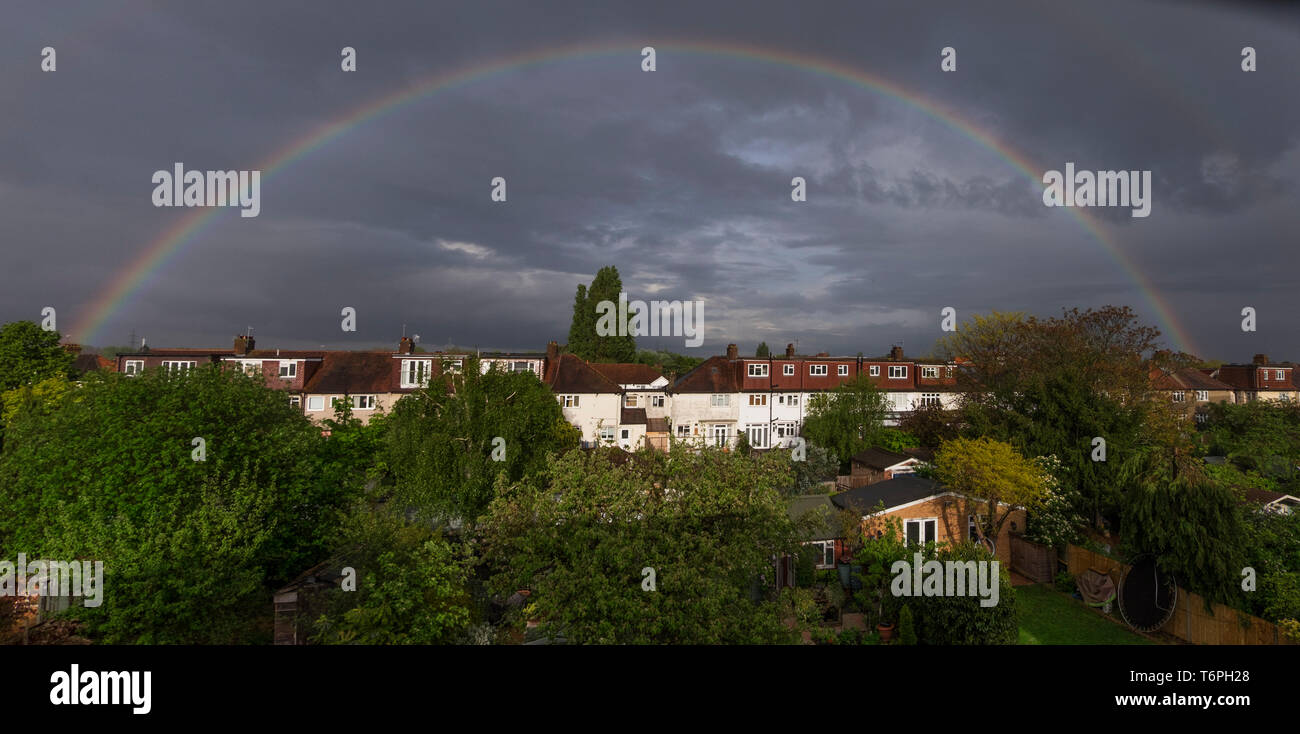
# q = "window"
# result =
<box><xmin>869</xmin><ymin>365</ymin><xmax>880</xmax><ymax>377</ymax></box>
<box><xmin>651</xmin><ymin>395</ymin><xmax>665</xmax><ymax>407</ymax></box>
<box><xmin>444</xmin><ymin>358</ymin><xmax>463</xmax><ymax>373</ymax></box>
<box><xmin>240</xmin><ymin>361</ymin><xmax>260</xmax><ymax>376</ymax></box>
<box><xmin>279</xmin><ymin>362</ymin><xmax>297</xmax><ymax>378</ymax></box>
<box><xmin>946</xmin><ymin>366</ymin><xmax>953</xmax><ymax>378</ymax></box>
<box><xmin>1195</xmin><ymin>412</ymin><xmax>1208</xmax><ymax>424</ymax></box>
<box><xmin>1276</xmin><ymin>370</ymin><xmax>1285</xmax><ymax>381</ymax></box>
<box><xmin>1195</xmin><ymin>390</ymin><xmax>1209</xmax><ymax>402</ymax></box>
<box><xmin>917</xmin><ymin>393</ymin><xmax>941</xmax><ymax>407</ymax></box>
<box><xmin>967</xmin><ymin>514</ymin><xmax>990</xmax><ymax>541</ymax></box>
<box><xmin>289</xmin><ymin>396</ymin><xmax>301</xmax><ymax>408</ymax></box>
<box><xmin>307</xmin><ymin>396</ymin><xmax>325</xmax><ymax>411</ymax></box>
<box><xmin>904</xmin><ymin>518</ymin><xmax>937</xmax><ymax>546</ymax></box>
<box><xmin>775</xmin><ymin>422</ymin><xmax>797</xmax><ymax>438</ymax></box>
<box><xmin>779</xmin><ymin>394</ymin><xmax>800</xmax><ymax>407</ymax></box>
<box><xmin>810</xmin><ymin>364</ymin><xmax>828</xmax><ymax>376</ymax></box>
<box><xmin>1172</xmin><ymin>391</ymin><xmax>1185</xmax><ymax>403</ymax></box>
<box><xmin>625</xmin><ymin>394</ymin><xmax>640</xmax><ymax>408</ymax></box>
<box><xmin>620</xmin><ymin>429</ymin><xmax>630</xmax><ymax>440</ymax></box>
<box><xmin>746</xmin><ymin>424</ymin><xmax>769</xmax><ymax>449</ymax></box>
<box><xmin>124</xmin><ymin>360</ymin><xmax>144</xmax><ymax>376</ymax></box>
<box><xmin>599</xmin><ymin>427</ymin><xmax>615</xmax><ymax>443</ymax></box>
<box><xmin>889</xmin><ymin>365</ymin><xmax>907</xmax><ymax>379</ymax></box>
<box><xmin>921</xmin><ymin>366</ymin><xmax>938</xmax><ymax>379</ymax></box>
<box><xmin>748</xmin><ymin>394</ymin><xmax>767</xmax><ymax>406</ymax></box>
<box><xmin>806</xmin><ymin>540</ymin><xmax>836</xmax><ymax>569</ymax></box>
<box><xmin>353</xmin><ymin>395</ymin><xmax>376</xmax><ymax>410</ymax></box>
<box><xmin>401</xmin><ymin>359</ymin><xmax>431</xmax><ymax>388</ymax></box>
<box><xmin>710</xmin><ymin>424</ymin><xmax>728</xmax><ymax>447</ymax></box>
<box><xmin>330</xmin><ymin>396</ymin><xmax>342</xmax><ymax>407</ymax></box>
<box><xmin>161</xmin><ymin>360</ymin><xmax>196</xmax><ymax>374</ymax></box>
<box><xmin>783</xmin><ymin>364</ymin><xmax>794</xmax><ymax>376</ymax></box>
<box><xmin>676</xmin><ymin>424</ymin><xmax>691</xmax><ymax>437</ymax></box>
<box><xmin>838</xmin><ymin>365</ymin><xmax>848</xmax><ymax>376</ymax></box>
<box><xmin>710</xmin><ymin>394</ymin><xmax>730</xmax><ymax>407</ymax></box>
<box><xmin>748</xmin><ymin>363</ymin><xmax>769</xmax><ymax>378</ymax></box>
<box><xmin>561</xmin><ymin>395</ymin><xmax>579</xmax><ymax>408</ymax></box>
<box><xmin>510</xmin><ymin>361</ymin><xmax>531</xmax><ymax>373</ymax></box>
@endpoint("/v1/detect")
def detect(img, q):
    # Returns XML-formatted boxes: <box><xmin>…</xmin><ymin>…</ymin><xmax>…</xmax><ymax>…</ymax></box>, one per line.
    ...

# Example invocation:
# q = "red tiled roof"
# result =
<box><xmin>589</xmin><ymin>363</ymin><xmax>665</xmax><ymax>386</ymax></box>
<box><xmin>672</xmin><ymin>356</ymin><xmax>742</xmax><ymax>393</ymax></box>
<box><xmin>1151</xmin><ymin>367</ymin><xmax>1234</xmax><ymax>392</ymax></box>
<box><xmin>544</xmin><ymin>353</ymin><xmax>622</xmax><ymax>394</ymax></box>
<box><xmin>303</xmin><ymin>352</ymin><xmax>393</xmax><ymax>394</ymax></box>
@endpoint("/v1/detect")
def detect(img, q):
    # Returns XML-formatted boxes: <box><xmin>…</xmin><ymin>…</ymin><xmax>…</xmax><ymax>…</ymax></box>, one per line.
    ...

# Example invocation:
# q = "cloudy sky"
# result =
<box><xmin>2</xmin><ymin>0</ymin><xmax>1297</xmax><ymax>360</ymax></box>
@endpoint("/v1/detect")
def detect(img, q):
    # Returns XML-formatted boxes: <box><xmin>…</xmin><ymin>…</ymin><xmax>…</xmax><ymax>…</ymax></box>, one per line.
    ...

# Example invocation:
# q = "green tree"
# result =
<box><xmin>478</xmin><ymin>444</ymin><xmax>804</xmax><ymax>644</ymax></box>
<box><xmin>567</xmin><ymin>267</ymin><xmax>637</xmax><ymax>362</ymax></box>
<box><xmin>932</xmin><ymin>436</ymin><xmax>1052</xmax><ymax>543</ymax></box>
<box><xmin>801</xmin><ymin>373</ymin><xmax>891</xmax><ymax>470</ymax></box>
<box><xmin>898</xmin><ymin>604</ymin><xmax>917</xmax><ymax>645</ymax></box>
<box><xmin>384</xmin><ymin>357</ymin><xmax>578</xmax><ymax>524</ymax></box>
<box><xmin>0</xmin><ymin>320</ymin><xmax>73</xmax><ymax>392</ymax></box>
<box><xmin>755</xmin><ymin>342</ymin><xmax>770</xmax><ymax>358</ymax></box>
<box><xmin>311</xmin><ymin>502</ymin><xmax>473</xmax><ymax>645</ymax></box>
<box><xmin>0</xmin><ymin>365</ymin><xmax>350</xmax><ymax>642</ymax></box>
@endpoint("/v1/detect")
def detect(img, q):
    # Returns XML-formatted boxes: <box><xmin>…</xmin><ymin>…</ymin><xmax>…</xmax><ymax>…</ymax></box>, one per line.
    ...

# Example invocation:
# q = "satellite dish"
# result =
<box><xmin>1118</xmin><ymin>555</ymin><xmax>1177</xmax><ymax>632</ymax></box>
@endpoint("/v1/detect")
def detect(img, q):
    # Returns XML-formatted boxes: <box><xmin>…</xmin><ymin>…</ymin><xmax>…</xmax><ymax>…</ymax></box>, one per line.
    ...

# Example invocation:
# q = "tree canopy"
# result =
<box><xmin>566</xmin><ymin>266</ymin><xmax>636</xmax><ymax>362</ymax></box>
<box><xmin>800</xmin><ymin>372</ymin><xmax>891</xmax><ymax>469</ymax></box>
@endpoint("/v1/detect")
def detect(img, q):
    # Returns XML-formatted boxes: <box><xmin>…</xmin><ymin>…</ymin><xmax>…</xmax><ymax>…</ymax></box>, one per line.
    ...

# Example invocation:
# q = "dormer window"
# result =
<box><xmin>922</xmin><ymin>366</ymin><xmax>938</xmax><ymax>379</ymax></box>
<box><xmin>889</xmin><ymin>365</ymin><xmax>907</xmax><ymax>379</ymax></box>
<box><xmin>401</xmin><ymin>359</ymin><xmax>431</xmax><ymax>388</ymax></box>
<box><xmin>748</xmin><ymin>363</ymin><xmax>769</xmax><ymax>378</ymax></box>
<box><xmin>124</xmin><ymin>360</ymin><xmax>144</xmax><ymax>376</ymax></box>
<box><xmin>279</xmin><ymin>362</ymin><xmax>297</xmax><ymax>378</ymax></box>
<box><xmin>810</xmin><ymin>364</ymin><xmax>828</xmax><ymax>376</ymax></box>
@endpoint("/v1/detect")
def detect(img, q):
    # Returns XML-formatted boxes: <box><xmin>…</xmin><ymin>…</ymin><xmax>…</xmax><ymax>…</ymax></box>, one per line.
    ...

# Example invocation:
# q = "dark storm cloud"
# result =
<box><xmin>1</xmin><ymin>0</ymin><xmax>1297</xmax><ymax>360</ymax></box>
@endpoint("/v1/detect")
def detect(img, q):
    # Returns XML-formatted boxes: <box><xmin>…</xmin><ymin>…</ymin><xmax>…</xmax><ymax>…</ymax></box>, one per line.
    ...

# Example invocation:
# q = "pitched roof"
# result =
<box><xmin>1151</xmin><ymin>366</ymin><xmax>1233</xmax><ymax>391</ymax></box>
<box><xmin>544</xmin><ymin>353</ymin><xmax>622</xmax><ymax>394</ymax></box>
<box><xmin>621</xmin><ymin>407</ymin><xmax>647</xmax><ymax>425</ymax></box>
<box><xmin>71</xmin><ymin>353</ymin><xmax>114</xmax><ymax>374</ymax></box>
<box><xmin>646</xmin><ymin>417</ymin><xmax>669</xmax><ymax>433</ymax></box>
<box><xmin>850</xmin><ymin>447</ymin><xmax>915</xmax><ymax>470</ymax></box>
<box><xmin>590</xmin><ymin>363</ymin><xmax>665</xmax><ymax>386</ymax></box>
<box><xmin>303</xmin><ymin>352</ymin><xmax>393</xmax><ymax>394</ymax></box>
<box><xmin>242</xmin><ymin>349</ymin><xmax>327</xmax><ymax>359</ymax></box>
<box><xmin>831</xmin><ymin>475</ymin><xmax>944</xmax><ymax>513</ymax></box>
<box><xmin>789</xmin><ymin>495</ymin><xmax>841</xmax><ymax>541</ymax></box>
<box><xmin>672</xmin><ymin>356</ymin><xmax>741</xmax><ymax>392</ymax></box>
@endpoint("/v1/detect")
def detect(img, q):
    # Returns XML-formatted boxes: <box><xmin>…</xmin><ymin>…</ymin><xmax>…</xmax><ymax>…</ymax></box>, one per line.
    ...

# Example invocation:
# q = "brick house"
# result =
<box><xmin>831</xmin><ymin>475</ymin><xmax>1026</xmax><ymax>565</ymax></box>
<box><xmin>1205</xmin><ymin>355</ymin><xmax>1298</xmax><ymax>404</ymax></box>
<box><xmin>1150</xmin><ymin>366</ymin><xmax>1236</xmax><ymax>423</ymax></box>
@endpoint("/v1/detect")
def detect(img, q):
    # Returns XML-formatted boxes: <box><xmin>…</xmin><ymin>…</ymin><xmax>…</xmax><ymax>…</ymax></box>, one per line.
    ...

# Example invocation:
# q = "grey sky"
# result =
<box><xmin>2</xmin><ymin>0</ymin><xmax>1297</xmax><ymax>360</ymax></box>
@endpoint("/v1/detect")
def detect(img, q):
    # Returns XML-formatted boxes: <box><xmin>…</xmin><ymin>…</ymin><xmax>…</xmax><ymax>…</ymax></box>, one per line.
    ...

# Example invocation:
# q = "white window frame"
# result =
<box><xmin>352</xmin><ymin>395</ymin><xmax>376</xmax><ymax>410</ymax></box>
<box><xmin>809</xmin><ymin>364</ymin><xmax>828</xmax><ymax>376</ymax></box>
<box><xmin>748</xmin><ymin>394</ymin><xmax>767</xmax><ymax>406</ymax></box>
<box><xmin>748</xmin><ymin>363</ymin><xmax>769</xmax><ymax>378</ymax></box>
<box><xmin>307</xmin><ymin>396</ymin><xmax>325</xmax><ymax>412</ymax></box>
<box><xmin>625</xmin><ymin>394</ymin><xmax>640</xmax><ymax>408</ymax></box>
<box><xmin>401</xmin><ymin>359</ymin><xmax>431</xmax><ymax>388</ymax></box>
<box><xmin>676</xmin><ymin>424</ymin><xmax>691</xmax><ymax>437</ymax></box>
<box><xmin>921</xmin><ymin>366</ymin><xmax>939</xmax><ymax>379</ymax></box>
<box><xmin>599</xmin><ymin>427</ymin><xmax>615</xmax><ymax>443</ymax></box>
<box><xmin>838</xmin><ymin>365</ymin><xmax>848</xmax><ymax>376</ymax></box>
<box><xmin>161</xmin><ymin>360</ymin><xmax>196</xmax><ymax>374</ymax></box>
<box><xmin>289</xmin><ymin>396</ymin><xmax>301</xmax><ymax>409</ymax></box>
<box><xmin>869</xmin><ymin>365</ymin><xmax>880</xmax><ymax>377</ymax></box>
<box><xmin>746</xmin><ymin>424</ymin><xmax>770</xmax><ymax>449</ymax></box>
<box><xmin>1276</xmin><ymin>370</ymin><xmax>1285</xmax><ymax>381</ymax></box>
<box><xmin>1195</xmin><ymin>390</ymin><xmax>1209</xmax><ymax>402</ymax></box>
<box><xmin>889</xmin><ymin>365</ymin><xmax>907</xmax><ymax>379</ymax></box>
<box><xmin>620</xmin><ymin>428</ymin><xmax>630</xmax><ymax>440</ymax></box>
<box><xmin>279</xmin><ymin>362</ymin><xmax>297</xmax><ymax>378</ymax></box>
<box><xmin>124</xmin><ymin>360</ymin><xmax>144</xmax><ymax>376</ymax></box>
<box><xmin>783</xmin><ymin>364</ymin><xmax>794</xmax><ymax>376</ymax></box>
<box><xmin>806</xmin><ymin>540</ymin><xmax>836</xmax><ymax>569</ymax></box>
<box><xmin>710</xmin><ymin>424</ymin><xmax>728</xmax><ymax>447</ymax></box>
<box><xmin>1172</xmin><ymin>391</ymin><xmax>1185</xmax><ymax>403</ymax></box>
<box><xmin>904</xmin><ymin>518</ymin><xmax>938</xmax><ymax>546</ymax></box>
<box><xmin>651</xmin><ymin>395</ymin><xmax>665</xmax><ymax>407</ymax></box>
<box><xmin>561</xmin><ymin>395</ymin><xmax>579</xmax><ymax>408</ymax></box>
<box><xmin>710</xmin><ymin>394</ymin><xmax>730</xmax><ymax>407</ymax></box>
<box><xmin>917</xmin><ymin>393</ymin><xmax>941</xmax><ymax>407</ymax></box>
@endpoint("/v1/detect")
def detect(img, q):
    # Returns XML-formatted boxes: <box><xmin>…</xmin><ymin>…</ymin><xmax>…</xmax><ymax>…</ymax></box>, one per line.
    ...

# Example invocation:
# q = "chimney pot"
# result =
<box><xmin>726</xmin><ymin>343</ymin><xmax>738</xmax><ymax>360</ymax></box>
<box><xmin>1252</xmin><ymin>353</ymin><xmax>1269</xmax><ymax>365</ymax></box>
<box><xmin>234</xmin><ymin>335</ymin><xmax>254</xmax><ymax>355</ymax></box>
<box><xmin>399</xmin><ymin>336</ymin><xmax>415</xmax><ymax>354</ymax></box>
<box><xmin>890</xmin><ymin>345</ymin><xmax>904</xmax><ymax>361</ymax></box>
<box><xmin>785</xmin><ymin>343</ymin><xmax>795</xmax><ymax>358</ymax></box>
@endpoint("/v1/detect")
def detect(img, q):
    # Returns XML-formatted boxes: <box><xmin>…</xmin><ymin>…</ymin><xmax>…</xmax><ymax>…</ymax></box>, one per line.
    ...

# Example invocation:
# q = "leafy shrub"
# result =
<box><xmin>899</xmin><ymin>604</ymin><xmax>917</xmax><ymax>645</ymax></box>
<box><xmin>1055</xmin><ymin>570</ymin><xmax>1076</xmax><ymax>594</ymax></box>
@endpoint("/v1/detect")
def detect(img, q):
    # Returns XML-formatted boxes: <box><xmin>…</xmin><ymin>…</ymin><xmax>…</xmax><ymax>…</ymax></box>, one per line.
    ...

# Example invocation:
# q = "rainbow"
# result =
<box><xmin>70</xmin><ymin>39</ymin><xmax>1198</xmax><ymax>355</ymax></box>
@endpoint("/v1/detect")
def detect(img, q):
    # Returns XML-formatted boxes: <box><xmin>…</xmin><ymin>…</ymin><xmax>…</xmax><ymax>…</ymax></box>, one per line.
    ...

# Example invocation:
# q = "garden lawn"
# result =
<box><xmin>1017</xmin><ymin>585</ymin><xmax>1159</xmax><ymax>645</ymax></box>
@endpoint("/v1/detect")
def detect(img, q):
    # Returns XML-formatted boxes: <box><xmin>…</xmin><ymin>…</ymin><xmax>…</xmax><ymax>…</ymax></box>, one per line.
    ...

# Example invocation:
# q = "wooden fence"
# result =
<box><xmin>1065</xmin><ymin>544</ymin><xmax>1295</xmax><ymax>645</ymax></box>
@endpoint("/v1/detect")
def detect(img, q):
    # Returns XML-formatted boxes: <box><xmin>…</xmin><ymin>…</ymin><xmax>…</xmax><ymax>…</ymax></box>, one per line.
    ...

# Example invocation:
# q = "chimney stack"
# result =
<box><xmin>399</xmin><ymin>336</ymin><xmax>415</xmax><ymax>354</ymax></box>
<box><xmin>1252</xmin><ymin>353</ymin><xmax>1269</xmax><ymax>365</ymax></box>
<box><xmin>785</xmin><ymin>343</ymin><xmax>795</xmax><ymax>358</ymax></box>
<box><xmin>546</xmin><ymin>341</ymin><xmax>560</xmax><ymax>361</ymax></box>
<box><xmin>234</xmin><ymin>334</ymin><xmax>254</xmax><ymax>355</ymax></box>
<box><xmin>889</xmin><ymin>345</ymin><xmax>904</xmax><ymax>361</ymax></box>
<box><xmin>726</xmin><ymin>343</ymin><xmax>738</xmax><ymax>360</ymax></box>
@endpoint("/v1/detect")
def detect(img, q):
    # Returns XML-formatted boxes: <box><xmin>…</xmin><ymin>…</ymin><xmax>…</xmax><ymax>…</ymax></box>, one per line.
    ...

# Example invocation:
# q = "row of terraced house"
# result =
<box><xmin>107</xmin><ymin>334</ymin><xmax>1300</xmax><ymax>451</ymax></box>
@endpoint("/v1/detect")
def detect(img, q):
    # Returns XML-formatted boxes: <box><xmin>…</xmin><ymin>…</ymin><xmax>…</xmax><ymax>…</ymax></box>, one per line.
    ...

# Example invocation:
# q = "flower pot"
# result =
<box><xmin>877</xmin><ymin>622</ymin><xmax>895</xmax><ymax>642</ymax></box>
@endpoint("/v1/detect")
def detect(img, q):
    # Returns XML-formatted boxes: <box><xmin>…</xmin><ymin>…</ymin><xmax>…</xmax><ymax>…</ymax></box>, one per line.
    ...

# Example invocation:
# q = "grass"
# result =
<box><xmin>1017</xmin><ymin>584</ymin><xmax>1159</xmax><ymax>645</ymax></box>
